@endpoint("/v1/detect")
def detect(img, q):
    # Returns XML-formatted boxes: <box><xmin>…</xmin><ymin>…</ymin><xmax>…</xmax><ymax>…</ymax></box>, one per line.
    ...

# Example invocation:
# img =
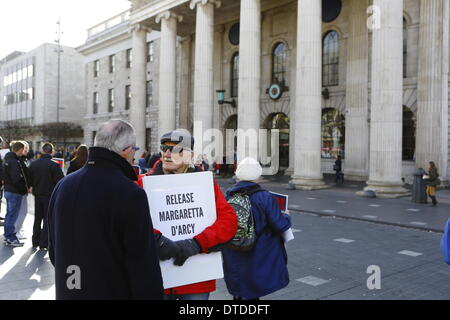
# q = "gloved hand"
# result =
<box><xmin>174</xmin><ymin>239</ymin><xmax>201</xmax><ymax>266</ymax></box>
<box><xmin>154</xmin><ymin>234</ymin><xmax>180</xmax><ymax>261</ymax></box>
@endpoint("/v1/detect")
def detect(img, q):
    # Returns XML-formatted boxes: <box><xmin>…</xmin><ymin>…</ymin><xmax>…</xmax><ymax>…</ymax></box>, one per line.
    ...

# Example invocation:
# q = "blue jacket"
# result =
<box><xmin>48</xmin><ymin>147</ymin><xmax>163</xmax><ymax>300</ymax></box>
<box><xmin>222</xmin><ymin>181</ymin><xmax>291</xmax><ymax>299</ymax></box>
<box><xmin>441</xmin><ymin>219</ymin><xmax>450</xmax><ymax>265</ymax></box>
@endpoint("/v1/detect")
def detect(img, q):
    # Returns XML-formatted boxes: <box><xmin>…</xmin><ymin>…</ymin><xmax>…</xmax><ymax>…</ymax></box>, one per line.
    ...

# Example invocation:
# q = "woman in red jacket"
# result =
<box><xmin>137</xmin><ymin>130</ymin><xmax>237</xmax><ymax>300</ymax></box>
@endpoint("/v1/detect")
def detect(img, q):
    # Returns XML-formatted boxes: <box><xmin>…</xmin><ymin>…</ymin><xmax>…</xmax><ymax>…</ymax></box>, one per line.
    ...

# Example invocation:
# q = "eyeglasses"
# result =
<box><xmin>123</xmin><ymin>146</ymin><xmax>140</xmax><ymax>152</ymax></box>
<box><xmin>160</xmin><ymin>144</ymin><xmax>191</xmax><ymax>154</ymax></box>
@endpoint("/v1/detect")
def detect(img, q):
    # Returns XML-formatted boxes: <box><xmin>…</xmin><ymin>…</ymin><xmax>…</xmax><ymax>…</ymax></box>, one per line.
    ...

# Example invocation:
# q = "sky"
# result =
<box><xmin>0</xmin><ymin>0</ymin><xmax>131</xmax><ymax>59</ymax></box>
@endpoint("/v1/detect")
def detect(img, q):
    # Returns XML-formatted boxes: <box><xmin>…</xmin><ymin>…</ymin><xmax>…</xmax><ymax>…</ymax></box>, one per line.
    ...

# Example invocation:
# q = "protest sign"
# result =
<box><xmin>270</xmin><ymin>192</ymin><xmax>288</xmax><ymax>212</ymax></box>
<box><xmin>0</xmin><ymin>149</ymin><xmax>9</xmax><ymax>160</ymax></box>
<box><xmin>52</xmin><ymin>158</ymin><xmax>64</xmax><ymax>169</ymax></box>
<box><xmin>270</xmin><ymin>192</ymin><xmax>294</xmax><ymax>243</ymax></box>
<box><xmin>143</xmin><ymin>171</ymin><xmax>223</xmax><ymax>289</ymax></box>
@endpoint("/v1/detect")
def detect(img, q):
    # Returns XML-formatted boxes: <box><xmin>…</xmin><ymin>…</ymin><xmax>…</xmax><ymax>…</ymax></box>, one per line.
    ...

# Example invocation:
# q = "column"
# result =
<box><xmin>344</xmin><ymin>0</ymin><xmax>369</xmax><ymax>181</ymax></box>
<box><xmin>190</xmin><ymin>0</ymin><xmax>221</xmax><ymax>154</ymax></box>
<box><xmin>416</xmin><ymin>0</ymin><xmax>449</xmax><ymax>183</ymax></box>
<box><xmin>237</xmin><ymin>0</ymin><xmax>261</xmax><ymax>162</ymax></box>
<box><xmin>156</xmin><ymin>11</ymin><xmax>183</xmax><ymax>139</ymax></box>
<box><xmin>179</xmin><ymin>36</ymin><xmax>192</xmax><ymax>130</ymax></box>
<box><xmin>130</xmin><ymin>23</ymin><xmax>150</xmax><ymax>156</ymax></box>
<box><xmin>365</xmin><ymin>0</ymin><xmax>408</xmax><ymax>197</ymax></box>
<box><xmin>213</xmin><ymin>25</ymin><xmax>225</xmax><ymax>132</ymax></box>
<box><xmin>290</xmin><ymin>0</ymin><xmax>327</xmax><ymax>190</ymax></box>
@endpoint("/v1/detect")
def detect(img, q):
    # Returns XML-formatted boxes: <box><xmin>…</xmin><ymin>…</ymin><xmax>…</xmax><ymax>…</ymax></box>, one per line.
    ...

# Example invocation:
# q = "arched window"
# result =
<box><xmin>403</xmin><ymin>18</ymin><xmax>407</xmax><ymax>78</ymax></box>
<box><xmin>272</xmin><ymin>42</ymin><xmax>287</xmax><ymax>85</ymax></box>
<box><xmin>402</xmin><ymin>106</ymin><xmax>415</xmax><ymax>160</ymax></box>
<box><xmin>231</xmin><ymin>52</ymin><xmax>239</xmax><ymax>98</ymax></box>
<box><xmin>264</xmin><ymin>113</ymin><xmax>290</xmax><ymax>168</ymax></box>
<box><xmin>322</xmin><ymin>31</ymin><xmax>339</xmax><ymax>87</ymax></box>
<box><xmin>321</xmin><ymin>108</ymin><xmax>345</xmax><ymax>159</ymax></box>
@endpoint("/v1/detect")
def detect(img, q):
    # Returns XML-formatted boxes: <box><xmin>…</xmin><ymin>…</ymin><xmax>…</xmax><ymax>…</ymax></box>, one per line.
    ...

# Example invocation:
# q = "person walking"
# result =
<box><xmin>334</xmin><ymin>155</ymin><xmax>343</xmax><ymax>184</ymax></box>
<box><xmin>137</xmin><ymin>129</ymin><xmax>237</xmax><ymax>300</ymax></box>
<box><xmin>67</xmin><ymin>144</ymin><xmax>88</xmax><ymax>174</ymax></box>
<box><xmin>48</xmin><ymin>119</ymin><xmax>163</xmax><ymax>300</ymax></box>
<box><xmin>425</xmin><ymin>161</ymin><xmax>440</xmax><ymax>207</ymax></box>
<box><xmin>29</xmin><ymin>142</ymin><xmax>64</xmax><ymax>250</ymax></box>
<box><xmin>222</xmin><ymin>157</ymin><xmax>291</xmax><ymax>300</ymax></box>
<box><xmin>2</xmin><ymin>141</ymin><xmax>28</xmax><ymax>247</ymax></box>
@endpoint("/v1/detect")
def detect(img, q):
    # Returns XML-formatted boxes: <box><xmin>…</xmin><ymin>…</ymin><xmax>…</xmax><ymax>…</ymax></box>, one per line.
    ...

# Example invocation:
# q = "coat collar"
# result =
<box><xmin>87</xmin><ymin>147</ymin><xmax>137</xmax><ymax>181</ymax></box>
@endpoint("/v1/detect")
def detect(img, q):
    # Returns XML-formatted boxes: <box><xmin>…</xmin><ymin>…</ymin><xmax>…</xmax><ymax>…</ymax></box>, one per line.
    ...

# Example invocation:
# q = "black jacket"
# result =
<box><xmin>29</xmin><ymin>154</ymin><xmax>65</xmax><ymax>197</ymax></box>
<box><xmin>3</xmin><ymin>152</ymin><xmax>28</xmax><ymax>195</ymax></box>
<box><xmin>48</xmin><ymin>147</ymin><xmax>163</xmax><ymax>300</ymax></box>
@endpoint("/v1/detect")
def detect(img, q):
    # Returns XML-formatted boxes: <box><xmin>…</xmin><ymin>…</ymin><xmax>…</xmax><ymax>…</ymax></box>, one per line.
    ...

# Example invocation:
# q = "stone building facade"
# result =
<box><xmin>81</xmin><ymin>0</ymin><xmax>450</xmax><ymax>197</ymax></box>
<box><xmin>77</xmin><ymin>10</ymin><xmax>163</xmax><ymax>153</ymax></box>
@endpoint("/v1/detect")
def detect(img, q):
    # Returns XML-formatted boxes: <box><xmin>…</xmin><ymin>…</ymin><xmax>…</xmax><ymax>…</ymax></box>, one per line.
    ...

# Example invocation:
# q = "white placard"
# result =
<box><xmin>0</xmin><ymin>148</ymin><xmax>9</xmax><ymax>160</ymax></box>
<box><xmin>143</xmin><ymin>171</ymin><xmax>223</xmax><ymax>289</ymax></box>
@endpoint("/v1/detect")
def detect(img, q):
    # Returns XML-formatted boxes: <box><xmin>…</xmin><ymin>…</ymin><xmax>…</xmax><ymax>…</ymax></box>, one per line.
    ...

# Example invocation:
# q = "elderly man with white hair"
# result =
<box><xmin>48</xmin><ymin>119</ymin><xmax>163</xmax><ymax>300</ymax></box>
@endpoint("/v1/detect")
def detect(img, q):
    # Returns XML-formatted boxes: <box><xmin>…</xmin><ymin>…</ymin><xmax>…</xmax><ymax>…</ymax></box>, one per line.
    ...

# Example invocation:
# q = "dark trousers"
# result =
<box><xmin>32</xmin><ymin>195</ymin><xmax>51</xmax><ymax>248</ymax></box>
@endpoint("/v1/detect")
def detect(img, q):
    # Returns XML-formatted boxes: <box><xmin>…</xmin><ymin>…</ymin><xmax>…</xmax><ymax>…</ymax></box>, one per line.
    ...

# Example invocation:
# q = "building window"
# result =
<box><xmin>93</xmin><ymin>92</ymin><xmax>99</xmax><ymax>114</ymax></box>
<box><xmin>146</xmin><ymin>80</ymin><xmax>153</xmax><ymax>108</ymax></box>
<box><xmin>147</xmin><ymin>41</ymin><xmax>154</xmax><ymax>62</ymax></box>
<box><xmin>272</xmin><ymin>42</ymin><xmax>287</xmax><ymax>85</ymax></box>
<box><xmin>94</xmin><ymin>60</ymin><xmax>100</xmax><ymax>77</ymax></box>
<box><xmin>109</xmin><ymin>55</ymin><xmax>116</xmax><ymax>73</ymax></box>
<box><xmin>403</xmin><ymin>18</ymin><xmax>407</xmax><ymax>79</ymax></box>
<box><xmin>322</xmin><ymin>30</ymin><xmax>339</xmax><ymax>87</ymax></box>
<box><xmin>125</xmin><ymin>85</ymin><xmax>131</xmax><ymax>110</ymax></box>
<box><xmin>321</xmin><ymin>108</ymin><xmax>345</xmax><ymax>159</ymax></box>
<box><xmin>403</xmin><ymin>106</ymin><xmax>415</xmax><ymax>160</ymax></box>
<box><xmin>28</xmin><ymin>64</ymin><xmax>34</xmax><ymax>78</ymax></box>
<box><xmin>231</xmin><ymin>52</ymin><xmax>239</xmax><ymax>98</ymax></box>
<box><xmin>126</xmin><ymin>49</ymin><xmax>132</xmax><ymax>69</ymax></box>
<box><xmin>108</xmin><ymin>89</ymin><xmax>114</xmax><ymax>113</ymax></box>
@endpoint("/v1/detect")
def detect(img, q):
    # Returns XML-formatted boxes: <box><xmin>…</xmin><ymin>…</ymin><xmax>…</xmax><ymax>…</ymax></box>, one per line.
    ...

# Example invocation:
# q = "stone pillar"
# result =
<box><xmin>364</xmin><ymin>0</ymin><xmax>408</xmax><ymax>197</ymax></box>
<box><xmin>179</xmin><ymin>36</ymin><xmax>192</xmax><ymax>130</ymax></box>
<box><xmin>130</xmin><ymin>24</ymin><xmax>150</xmax><ymax>156</ymax></box>
<box><xmin>190</xmin><ymin>0</ymin><xmax>221</xmax><ymax>154</ymax></box>
<box><xmin>213</xmin><ymin>25</ymin><xmax>225</xmax><ymax>132</ymax></box>
<box><xmin>344</xmin><ymin>0</ymin><xmax>369</xmax><ymax>181</ymax></box>
<box><xmin>156</xmin><ymin>11</ymin><xmax>183</xmax><ymax>139</ymax></box>
<box><xmin>416</xmin><ymin>0</ymin><xmax>449</xmax><ymax>183</ymax></box>
<box><xmin>290</xmin><ymin>0</ymin><xmax>327</xmax><ymax>190</ymax></box>
<box><xmin>237</xmin><ymin>0</ymin><xmax>261</xmax><ymax>162</ymax></box>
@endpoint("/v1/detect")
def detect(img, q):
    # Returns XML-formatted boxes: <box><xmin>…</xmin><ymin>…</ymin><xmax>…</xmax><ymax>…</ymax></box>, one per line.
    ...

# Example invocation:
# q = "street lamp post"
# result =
<box><xmin>55</xmin><ymin>18</ymin><xmax>63</xmax><ymax>148</ymax></box>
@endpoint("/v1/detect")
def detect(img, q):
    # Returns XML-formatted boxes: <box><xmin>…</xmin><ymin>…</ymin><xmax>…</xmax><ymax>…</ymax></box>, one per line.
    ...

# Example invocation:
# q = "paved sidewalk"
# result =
<box><xmin>216</xmin><ymin>174</ymin><xmax>450</xmax><ymax>233</ymax></box>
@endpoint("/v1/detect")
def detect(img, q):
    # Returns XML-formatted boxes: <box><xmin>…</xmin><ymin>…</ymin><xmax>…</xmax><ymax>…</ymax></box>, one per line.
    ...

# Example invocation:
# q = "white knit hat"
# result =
<box><xmin>235</xmin><ymin>157</ymin><xmax>262</xmax><ymax>182</ymax></box>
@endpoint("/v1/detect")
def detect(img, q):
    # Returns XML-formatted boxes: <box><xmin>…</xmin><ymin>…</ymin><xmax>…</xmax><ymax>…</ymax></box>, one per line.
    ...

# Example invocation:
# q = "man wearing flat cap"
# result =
<box><xmin>137</xmin><ymin>129</ymin><xmax>237</xmax><ymax>300</ymax></box>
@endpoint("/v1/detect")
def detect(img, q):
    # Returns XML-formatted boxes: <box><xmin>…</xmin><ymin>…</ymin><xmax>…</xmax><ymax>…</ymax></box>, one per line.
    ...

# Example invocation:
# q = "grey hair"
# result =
<box><xmin>94</xmin><ymin>119</ymin><xmax>136</xmax><ymax>154</ymax></box>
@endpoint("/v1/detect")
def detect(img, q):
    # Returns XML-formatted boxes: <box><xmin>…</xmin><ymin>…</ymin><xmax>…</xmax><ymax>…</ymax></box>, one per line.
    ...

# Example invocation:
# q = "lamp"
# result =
<box><xmin>216</xmin><ymin>90</ymin><xmax>236</xmax><ymax>108</ymax></box>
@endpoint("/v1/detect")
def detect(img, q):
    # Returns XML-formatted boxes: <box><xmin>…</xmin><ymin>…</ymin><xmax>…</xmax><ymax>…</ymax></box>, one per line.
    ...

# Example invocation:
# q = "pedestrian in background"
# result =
<box><xmin>48</xmin><ymin>119</ymin><xmax>163</xmax><ymax>299</ymax></box>
<box><xmin>14</xmin><ymin>141</ymin><xmax>32</xmax><ymax>240</ymax></box>
<box><xmin>425</xmin><ymin>161</ymin><xmax>440</xmax><ymax>206</ymax></box>
<box><xmin>2</xmin><ymin>141</ymin><xmax>28</xmax><ymax>247</ymax></box>
<box><xmin>222</xmin><ymin>157</ymin><xmax>291</xmax><ymax>300</ymax></box>
<box><xmin>334</xmin><ymin>155</ymin><xmax>343</xmax><ymax>184</ymax></box>
<box><xmin>67</xmin><ymin>144</ymin><xmax>88</xmax><ymax>174</ymax></box>
<box><xmin>29</xmin><ymin>142</ymin><xmax>64</xmax><ymax>250</ymax></box>
<box><xmin>0</xmin><ymin>136</ymin><xmax>5</xmax><ymax>226</ymax></box>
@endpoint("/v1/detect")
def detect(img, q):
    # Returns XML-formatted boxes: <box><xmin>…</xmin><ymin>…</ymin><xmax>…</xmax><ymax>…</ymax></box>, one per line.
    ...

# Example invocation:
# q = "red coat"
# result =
<box><xmin>136</xmin><ymin>161</ymin><xmax>237</xmax><ymax>295</ymax></box>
